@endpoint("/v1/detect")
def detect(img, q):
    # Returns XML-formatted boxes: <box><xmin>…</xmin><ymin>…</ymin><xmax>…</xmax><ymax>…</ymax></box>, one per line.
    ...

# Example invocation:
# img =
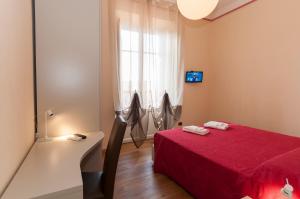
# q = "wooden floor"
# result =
<box><xmin>114</xmin><ymin>140</ymin><xmax>193</xmax><ymax>199</ymax></box>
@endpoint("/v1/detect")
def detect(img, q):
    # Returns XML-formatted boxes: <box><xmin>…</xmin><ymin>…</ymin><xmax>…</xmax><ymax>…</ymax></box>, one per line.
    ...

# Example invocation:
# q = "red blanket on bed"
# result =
<box><xmin>154</xmin><ymin>124</ymin><xmax>300</xmax><ymax>199</ymax></box>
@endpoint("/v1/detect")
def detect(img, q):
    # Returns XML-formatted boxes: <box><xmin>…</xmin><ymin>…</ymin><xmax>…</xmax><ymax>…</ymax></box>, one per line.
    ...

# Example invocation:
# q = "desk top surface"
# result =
<box><xmin>2</xmin><ymin>132</ymin><xmax>104</xmax><ymax>199</ymax></box>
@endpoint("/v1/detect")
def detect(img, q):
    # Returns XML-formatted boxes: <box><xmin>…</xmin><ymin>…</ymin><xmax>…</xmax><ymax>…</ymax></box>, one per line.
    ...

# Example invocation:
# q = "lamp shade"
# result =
<box><xmin>177</xmin><ymin>0</ymin><xmax>219</xmax><ymax>20</ymax></box>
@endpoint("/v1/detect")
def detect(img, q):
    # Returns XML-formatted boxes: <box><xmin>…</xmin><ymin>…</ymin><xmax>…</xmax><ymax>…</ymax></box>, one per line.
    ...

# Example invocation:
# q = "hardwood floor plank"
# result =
<box><xmin>114</xmin><ymin>140</ymin><xmax>193</xmax><ymax>199</ymax></box>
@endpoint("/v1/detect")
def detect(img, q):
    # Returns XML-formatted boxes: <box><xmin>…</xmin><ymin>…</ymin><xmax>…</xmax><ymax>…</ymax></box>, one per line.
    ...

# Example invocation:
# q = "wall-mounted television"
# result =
<box><xmin>185</xmin><ymin>71</ymin><xmax>203</xmax><ymax>83</ymax></box>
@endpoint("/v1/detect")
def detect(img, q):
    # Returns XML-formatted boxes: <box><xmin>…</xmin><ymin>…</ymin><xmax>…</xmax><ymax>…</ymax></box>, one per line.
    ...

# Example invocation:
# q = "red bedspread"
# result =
<box><xmin>154</xmin><ymin>124</ymin><xmax>300</xmax><ymax>199</ymax></box>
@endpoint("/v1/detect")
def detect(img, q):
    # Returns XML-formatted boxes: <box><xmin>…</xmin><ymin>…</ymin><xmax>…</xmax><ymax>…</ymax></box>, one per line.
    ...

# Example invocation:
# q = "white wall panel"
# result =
<box><xmin>36</xmin><ymin>0</ymin><xmax>100</xmax><ymax>137</ymax></box>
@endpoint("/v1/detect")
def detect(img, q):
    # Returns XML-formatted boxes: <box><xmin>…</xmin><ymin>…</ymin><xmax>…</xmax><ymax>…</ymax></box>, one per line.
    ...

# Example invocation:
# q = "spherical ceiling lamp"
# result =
<box><xmin>177</xmin><ymin>0</ymin><xmax>219</xmax><ymax>20</ymax></box>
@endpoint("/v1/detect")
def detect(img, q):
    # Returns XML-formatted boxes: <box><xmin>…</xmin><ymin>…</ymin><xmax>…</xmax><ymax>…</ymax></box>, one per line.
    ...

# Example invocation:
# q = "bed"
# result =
<box><xmin>153</xmin><ymin>124</ymin><xmax>300</xmax><ymax>199</ymax></box>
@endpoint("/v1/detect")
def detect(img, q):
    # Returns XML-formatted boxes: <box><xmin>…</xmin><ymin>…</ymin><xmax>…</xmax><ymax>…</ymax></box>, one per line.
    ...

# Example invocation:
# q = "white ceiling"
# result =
<box><xmin>205</xmin><ymin>0</ymin><xmax>255</xmax><ymax>20</ymax></box>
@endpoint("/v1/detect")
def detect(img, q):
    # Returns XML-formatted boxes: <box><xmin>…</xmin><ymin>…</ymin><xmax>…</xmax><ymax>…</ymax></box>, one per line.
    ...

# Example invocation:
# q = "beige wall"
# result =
<box><xmin>207</xmin><ymin>0</ymin><xmax>300</xmax><ymax>135</ymax></box>
<box><xmin>35</xmin><ymin>0</ymin><xmax>100</xmax><ymax>137</ymax></box>
<box><xmin>181</xmin><ymin>19</ymin><xmax>210</xmax><ymax>126</ymax></box>
<box><xmin>0</xmin><ymin>0</ymin><xmax>35</xmax><ymax>195</ymax></box>
<box><xmin>100</xmin><ymin>0</ymin><xmax>211</xmax><ymax>146</ymax></box>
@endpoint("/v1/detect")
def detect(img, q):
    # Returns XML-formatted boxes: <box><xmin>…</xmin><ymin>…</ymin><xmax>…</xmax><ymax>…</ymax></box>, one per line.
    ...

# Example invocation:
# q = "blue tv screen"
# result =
<box><xmin>185</xmin><ymin>71</ymin><xmax>203</xmax><ymax>83</ymax></box>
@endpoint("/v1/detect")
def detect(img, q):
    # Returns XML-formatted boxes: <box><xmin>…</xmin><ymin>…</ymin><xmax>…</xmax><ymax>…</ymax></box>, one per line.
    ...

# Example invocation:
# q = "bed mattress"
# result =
<box><xmin>154</xmin><ymin>124</ymin><xmax>300</xmax><ymax>199</ymax></box>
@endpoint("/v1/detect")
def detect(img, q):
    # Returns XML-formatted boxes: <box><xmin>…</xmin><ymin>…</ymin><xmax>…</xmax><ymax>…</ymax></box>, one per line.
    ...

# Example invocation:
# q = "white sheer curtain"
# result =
<box><xmin>109</xmin><ymin>0</ymin><xmax>184</xmax><ymax>111</ymax></box>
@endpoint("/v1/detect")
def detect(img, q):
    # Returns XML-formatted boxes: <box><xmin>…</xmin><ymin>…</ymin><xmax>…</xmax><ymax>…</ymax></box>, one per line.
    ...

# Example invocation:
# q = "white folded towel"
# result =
<box><xmin>183</xmin><ymin>126</ymin><xmax>210</xmax><ymax>135</ymax></box>
<box><xmin>204</xmin><ymin>121</ymin><xmax>229</xmax><ymax>130</ymax></box>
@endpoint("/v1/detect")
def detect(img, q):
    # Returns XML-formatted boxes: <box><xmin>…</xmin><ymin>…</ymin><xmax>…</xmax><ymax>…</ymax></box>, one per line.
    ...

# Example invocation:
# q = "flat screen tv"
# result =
<box><xmin>185</xmin><ymin>71</ymin><xmax>203</xmax><ymax>83</ymax></box>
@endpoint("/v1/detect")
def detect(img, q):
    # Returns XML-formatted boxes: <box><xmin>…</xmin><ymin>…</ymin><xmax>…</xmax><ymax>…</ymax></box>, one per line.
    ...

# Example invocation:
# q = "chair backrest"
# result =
<box><xmin>101</xmin><ymin>115</ymin><xmax>127</xmax><ymax>199</ymax></box>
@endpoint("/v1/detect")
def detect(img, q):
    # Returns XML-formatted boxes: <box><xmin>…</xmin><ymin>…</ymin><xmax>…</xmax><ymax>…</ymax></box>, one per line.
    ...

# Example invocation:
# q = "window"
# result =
<box><xmin>114</xmin><ymin>1</ymin><xmax>183</xmax><ymax>111</ymax></box>
<box><xmin>120</xmin><ymin>29</ymin><xmax>140</xmax><ymax>107</ymax></box>
<box><xmin>120</xmin><ymin>27</ymin><xmax>178</xmax><ymax>108</ymax></box>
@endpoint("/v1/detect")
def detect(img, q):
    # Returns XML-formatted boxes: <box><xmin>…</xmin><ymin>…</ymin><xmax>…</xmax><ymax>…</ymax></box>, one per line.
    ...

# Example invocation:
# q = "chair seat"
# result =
<box><xmin>82</xmin><ymin>172</ymin><xmax>105</xmax><ymax>199</ymax></box>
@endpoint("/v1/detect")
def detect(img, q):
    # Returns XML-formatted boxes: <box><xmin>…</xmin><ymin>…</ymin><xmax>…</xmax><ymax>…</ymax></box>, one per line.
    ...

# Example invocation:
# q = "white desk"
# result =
<box><xmin>2</xmin><ymin>132</ymin><xmax>104</xmax><ymax>199</ymax></box>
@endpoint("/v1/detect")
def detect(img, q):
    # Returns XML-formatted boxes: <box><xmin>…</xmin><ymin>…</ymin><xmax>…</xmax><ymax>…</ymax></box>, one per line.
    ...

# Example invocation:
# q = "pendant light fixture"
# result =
<box><xmin>177</xmin><ymin>0</ymin><xmax>219</xmax><ymax>20</ymax></box>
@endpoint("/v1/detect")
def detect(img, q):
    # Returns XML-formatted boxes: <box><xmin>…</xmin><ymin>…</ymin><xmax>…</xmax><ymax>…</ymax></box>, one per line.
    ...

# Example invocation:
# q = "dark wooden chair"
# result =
<box><xmin>82</xmin><ymin>116</ymin><xmax>127</xmax><ymax>199</ymax></box>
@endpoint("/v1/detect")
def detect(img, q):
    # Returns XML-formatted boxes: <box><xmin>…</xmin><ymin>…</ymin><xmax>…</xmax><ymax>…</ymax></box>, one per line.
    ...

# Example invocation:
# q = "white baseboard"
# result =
<box><xmin>123</xmin><ymin>134</ymin><xmax>154</xmax><ymax>144</ymax></box>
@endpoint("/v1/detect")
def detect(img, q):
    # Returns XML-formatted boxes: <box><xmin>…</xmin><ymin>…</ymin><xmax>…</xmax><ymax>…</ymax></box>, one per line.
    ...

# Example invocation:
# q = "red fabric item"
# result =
<box><xmin>154</xmin><ymin>124</ymin><xmax>300</xmax><ymax>199</ymax></box>
<box><xmin>245</xmin><ymin>148</ymin><xmax>300</xmax><ymax>199</ymax></box>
